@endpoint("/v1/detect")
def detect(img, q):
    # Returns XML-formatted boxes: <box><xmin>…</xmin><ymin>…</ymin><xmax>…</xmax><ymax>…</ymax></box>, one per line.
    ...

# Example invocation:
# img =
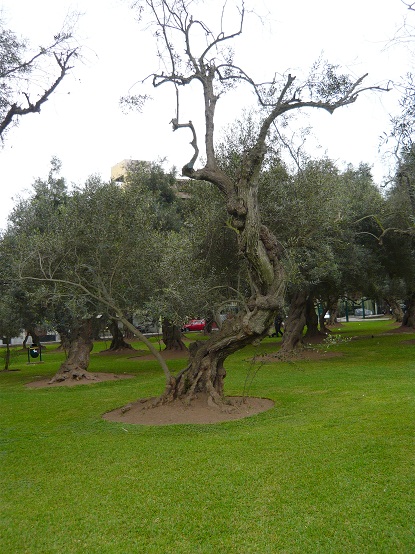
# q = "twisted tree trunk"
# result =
<box><xmin>279</xmin><ymin>290</ymin><xmax>307</xmax><ymax>355</ymax></box>
<box><xmin>105</xmin><ymin>319</ymin><xmax>134</xmax><ymax>352</ymax></box>
<box><xmin>162</xmin><ymin>319</ymin><xmax>187</xmax><ymax>351</ymax></box>
<box><xmin>326</xmin><ymin>296</ymin><xmax>339</xmax><ymax>327</ymax></box>
<box><xmin>2</xmin><ymin>340</ymin><xmax>12</xmax><ymax>371</ymax></box>
<box><xmin>49</xmin><ymin>319</ymin><xmax>94</xmax><ymax>383</ymax></box>
<box><xmin>304</xmin><ymin>296</ymin><xmax>327</xmax><ymax>342</ymax></box>
<box><xmin>127</xmin><ymin>0</ymin><xmax>386</xmax><ymax>410</ymax></box>
<box><xmin>385</xmin><ymin>297</ymin><xmax>403</xmax><ymax>322</ymax></box>
<box><xmin>161</xmin><ymin>299</ymin><xmax>280</xmax><ymax>406</ymax></box>
<box><xmin>402</xmin><ymin>293</ymin><xmax>415</xmax><ymax>328</ymax></box>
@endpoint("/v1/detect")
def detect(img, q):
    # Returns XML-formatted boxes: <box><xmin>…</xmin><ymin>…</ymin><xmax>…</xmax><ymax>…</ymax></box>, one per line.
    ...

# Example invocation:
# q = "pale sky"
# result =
<box><xmin>0</xmin><ymin>0</ymin><xmax>412</xmax><ymax>230</ymax></box>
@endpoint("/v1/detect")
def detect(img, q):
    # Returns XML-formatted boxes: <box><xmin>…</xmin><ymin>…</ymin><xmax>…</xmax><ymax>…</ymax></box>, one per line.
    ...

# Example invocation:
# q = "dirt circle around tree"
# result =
<box><xmin>26</xmin><ymin>374</ymin><xmax>274</xmax><ymax>425</ymax></box>
<box><xmin>103</xmin><ymin>394</ymin><xmax>275</xmax><ymax>426</ymax></box>
<box><xmin>25</xmin><ymin>372</ymin><xmax>135</xmax><ymax>388</ymax></box>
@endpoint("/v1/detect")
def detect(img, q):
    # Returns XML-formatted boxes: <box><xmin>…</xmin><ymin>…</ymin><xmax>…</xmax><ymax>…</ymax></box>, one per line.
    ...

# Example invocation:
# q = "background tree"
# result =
<box><xmin>0</xmin><ymin>288</ymin><xmax>23</xmax><ymax>370</ymax></box>
<box><xmin>121</xmin><ymin>160</ymin><xmax>189</xmax><ymax>350</ymax></box>
<box><xmin>381</xmin><ymin>4</ymin><xmax>415</xmax><ymax>324</ymax></box>
<box><xmin>380</xmin><ymin>147</ymin><xmax>415</xmax><ymax>326</ymax></box>
<box><xmin>257</xmin><ymin>156</ymin><xmax>386</xmax><ymax>352</ymax></box>
<box><xmin>260</xmin><ymin>157</ymin><xmax>344</xmax><ymax>350</ymax></box>
<box><xmin>0</xmin><ymin>17</ymin><xmax>78</xmax><ymax>141</ymax></box>
<box><xmin>6</xmin><ymin>162</ymin><xmax>186</xmax><ymax>381</ymax></box>
<box><xmin>5</xmin><ymin>157</ymin><xmax>70</xmax><ymax>345</ymax></box>
<box><xmin>123</xmin><ymin>161</ymin><xmax>244</xmax><ymax>347</ymax></box>
<box><xmin>3</xmin><ymin>162</ymin><xmax>99</xmax><ymax>381</ymax></box>
<box><xmin>158</xmin><ymin>178</ymin><xmax>244</xmax><ymax>325</ymax></box>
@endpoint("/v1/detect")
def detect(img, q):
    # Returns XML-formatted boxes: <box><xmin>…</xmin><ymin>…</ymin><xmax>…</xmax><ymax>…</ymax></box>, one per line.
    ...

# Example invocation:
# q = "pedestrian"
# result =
<box><xmin>274</xmin><ymin>315</ymin><xmax>284</xmax><ymax>337</ymax></box>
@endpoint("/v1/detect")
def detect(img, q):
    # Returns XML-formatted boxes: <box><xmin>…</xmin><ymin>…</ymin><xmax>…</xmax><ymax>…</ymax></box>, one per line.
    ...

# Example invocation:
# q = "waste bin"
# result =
<box><xmin>27</xmin><ymin>345</ymin><xmax>42</xmax><ymax>362</ymax></box>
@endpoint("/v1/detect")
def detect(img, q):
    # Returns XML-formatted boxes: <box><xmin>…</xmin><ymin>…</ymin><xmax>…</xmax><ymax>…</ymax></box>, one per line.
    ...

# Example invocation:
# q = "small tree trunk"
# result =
<box><xmin>54</xmin><ymin>328</ymin><xmax>71</xmax><ymax>352</ymax></box>
<box><xmin>49</xmin><ymin>319</ymin><xmax>94</xmax><ymax>383</ymax></box>
<box><xmin>3</xmin><ymin>339</ymin><xmax>11</xmax><ymax>371</ymax></box>
<box><xmin>326</xmin><ymin>297</ymin><xmax>339</xmax><ymax>326</ymax></box>
<box><xmin>105</xmin><ymin>319</ymin><xmax>134</xmax><ymax>352</ymax></box>
<box><xmin>123</xmin><ymin>315</ymin><xmax>135</xmax><ymax>339</ymax></box>
<box><xmin>278</xmin><ymin>290</ymin><xmax>307</xmax><ymax>354</ymax></box>
<box><xmin>385</xmin><ymin>297</ymin><xmax>403</xmax><ymax>322</ymax></box>
<box><xmin>402</xmin><ymin>294</ymin><xmax>415</xmax><ymax>328</ymax></box>
<box><xmin>304</xmin><ymin>297</ymin><xmax>327</xmax><ymax>342</ymax></box>
<box><xmin>304</xmin><ymin>297</ymin><xmax>319</xmax><ymax>338</ymax></box>
<box><xmin>316</xmin><ymin>296</ymin><xmax>338</xmax><ymax>331</ymax></box>
<box><xmin>5</xmin><ymin>343</ymin><xmax>10</xmax><ymax>370</ymax></box>
<box><xmin>318</xmin><ymin>312</ymin><xmax>329</xmax><ymax>333</ymax></box>
<box><xmin>162</xmin><ymin>319</ymin><xmax>187</xmax><ymax>351</ymax></box>
<box><xmin>22</xmin><ymin>327</ymin><xmax>41</xmax><ymax>349</ymax></box>
<box><xmin>204</xmin><ymin>313</ymin><xmax>214</xmax><ymax>335</ymax></box>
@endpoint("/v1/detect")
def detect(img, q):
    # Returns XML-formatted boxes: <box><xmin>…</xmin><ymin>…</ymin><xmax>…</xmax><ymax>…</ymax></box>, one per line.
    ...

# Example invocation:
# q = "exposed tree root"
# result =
<box><xmin>269</xmin><ymin>347</ymin><xmax>306</xmax><ymax>362</ymax></box>
<box><xmin>48</xmin><ymin>369</ymin><xmax>98</xmax><ymax>384</ymax></box>
<box><xmin>99</xmin><ymin>345</ymin><xmax>135</xmax><ymax>354</ymax></box>
<box><xmin>104</xmin><ymin>394</ymin><xmax>275</xmax><ymax>427</ymax></box>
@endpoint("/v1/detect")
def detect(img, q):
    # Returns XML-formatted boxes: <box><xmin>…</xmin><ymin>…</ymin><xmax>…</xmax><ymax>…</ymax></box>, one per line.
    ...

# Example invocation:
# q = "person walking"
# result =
<box><xmin>274</xmin><ymin>315</ymin><xmax>284</xmax><ymax>337</ymax></box>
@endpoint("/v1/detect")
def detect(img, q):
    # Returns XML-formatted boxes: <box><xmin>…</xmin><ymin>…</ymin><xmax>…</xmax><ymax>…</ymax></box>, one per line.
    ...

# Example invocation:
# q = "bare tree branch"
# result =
<box><xmin>0</xmin><ymin>49</ymin><xmax>77</xmax><ymax>139</ymax></box>
<box><xmin>0</xmin><ymin>19</ymin><xmax>80</xmax><ymax>141</ymax></box>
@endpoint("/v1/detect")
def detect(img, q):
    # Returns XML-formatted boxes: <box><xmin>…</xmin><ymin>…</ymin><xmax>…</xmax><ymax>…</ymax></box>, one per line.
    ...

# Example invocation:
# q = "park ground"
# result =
<box><xmin>1</xmin><ymin>318</ymin><xmax>414</xmax><ymax>553</ymax></box>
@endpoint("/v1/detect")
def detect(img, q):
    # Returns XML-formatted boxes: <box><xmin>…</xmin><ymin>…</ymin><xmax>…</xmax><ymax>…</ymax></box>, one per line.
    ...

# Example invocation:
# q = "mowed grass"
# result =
<box><xmin>1</xmin><ymin>320</ymin><xmax>414</xmax><ymax>553</ymax></box>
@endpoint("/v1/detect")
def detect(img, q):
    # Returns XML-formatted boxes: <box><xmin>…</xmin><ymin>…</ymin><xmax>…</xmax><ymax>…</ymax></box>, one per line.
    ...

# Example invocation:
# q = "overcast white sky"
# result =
<box><xmin>0</xmin><ymin>0</ymin><xmax>412</xmax><ymax>230</ymax></box>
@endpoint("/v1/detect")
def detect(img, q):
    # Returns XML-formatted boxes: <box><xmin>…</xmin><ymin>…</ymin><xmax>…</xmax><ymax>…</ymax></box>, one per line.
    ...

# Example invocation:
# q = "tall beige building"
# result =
<box><xmin>110</xmin><ymin>159</ymin><xmax>151</xmax><ymax>182</ymax></box>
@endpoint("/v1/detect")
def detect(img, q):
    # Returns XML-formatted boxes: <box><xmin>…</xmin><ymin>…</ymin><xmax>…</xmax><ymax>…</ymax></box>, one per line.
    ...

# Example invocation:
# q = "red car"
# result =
<box><xmin>182</xmin><ymin>319</ymin><xmax>206</xmax><ymax>332</ymax></box>
<box><xmin>182</xmin><ymin>319</ymin><xmax>218</xmax><ymax>332</ymax></box>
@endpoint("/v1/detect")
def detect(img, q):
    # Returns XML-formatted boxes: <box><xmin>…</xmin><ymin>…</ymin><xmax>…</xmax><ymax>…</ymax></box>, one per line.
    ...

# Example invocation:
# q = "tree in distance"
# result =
<box><xmin>0</xmin><ymin>15</ymin><xmax>79</xmax><ymax>141</ymax></box>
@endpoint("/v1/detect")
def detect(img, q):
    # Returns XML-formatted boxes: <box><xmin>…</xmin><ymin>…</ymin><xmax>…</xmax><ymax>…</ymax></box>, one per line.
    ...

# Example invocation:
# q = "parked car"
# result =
<box><xmin>182</xmin><ymin>319</ymin><xmax>218</xmax><ymax>332</ymax></box>
<box><xmin>354</xmin><ymin>308</ymin><xmax>373</xmax><ymax>316</ymax></box>
<box><xmin>182</xmin><ymin>319</ymin><xmax>207</xmax><ymax>332</ymax></box>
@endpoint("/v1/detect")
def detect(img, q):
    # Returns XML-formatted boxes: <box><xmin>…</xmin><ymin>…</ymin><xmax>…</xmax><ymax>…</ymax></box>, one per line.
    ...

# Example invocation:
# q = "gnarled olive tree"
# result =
<box><xmin>126</xmin><ymin>0</ymin><xmax>387</xmax><ymax>406</ymax></box>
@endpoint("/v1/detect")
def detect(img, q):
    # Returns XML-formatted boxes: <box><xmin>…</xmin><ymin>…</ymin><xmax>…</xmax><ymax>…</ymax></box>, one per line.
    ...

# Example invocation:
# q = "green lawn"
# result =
<box><xmin>1</xmin><ymin>320</ymin><xmax>414</xmax><ymax>553</ymax></box>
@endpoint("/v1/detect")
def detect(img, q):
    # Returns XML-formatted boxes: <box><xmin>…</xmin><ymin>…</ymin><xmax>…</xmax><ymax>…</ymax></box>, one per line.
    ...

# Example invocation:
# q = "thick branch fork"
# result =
<box><xmin>0</xmin><ymin>47</ymin><xmax>78</xmax><ymax>139</ymax></box>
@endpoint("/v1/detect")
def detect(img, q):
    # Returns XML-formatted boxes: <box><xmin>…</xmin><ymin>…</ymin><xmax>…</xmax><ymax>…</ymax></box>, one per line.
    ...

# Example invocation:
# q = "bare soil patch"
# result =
<box><xmin>26</xmin><ymin>373</ymin><xmax>135</xmax><ymax>388</ymax></box>
<box><xmin>103</xmin><ymin>394</ymin><xmax>274</xmax><ymax>426</ymax></box>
